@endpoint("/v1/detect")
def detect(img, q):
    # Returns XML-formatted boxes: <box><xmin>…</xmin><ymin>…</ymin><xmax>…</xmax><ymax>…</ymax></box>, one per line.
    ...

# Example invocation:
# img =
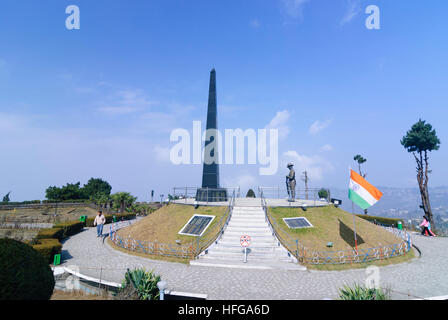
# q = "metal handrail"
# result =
<box><xmin>194</xmin><ymin>190</ymin><xmax>236</xmax><ymax>257</ymax></box>
<box><xmin>259</xmin><ymin>188</ymin><xmax>306</xmax><ymax>261</ymax></box>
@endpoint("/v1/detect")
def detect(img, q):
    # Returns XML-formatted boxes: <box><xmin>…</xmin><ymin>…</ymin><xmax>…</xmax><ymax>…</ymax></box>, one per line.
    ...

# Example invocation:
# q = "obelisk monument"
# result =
<box><xmin>196</xmin><ymin>69</ymin><xmax>228</xmax><ymax>202</ymax></box>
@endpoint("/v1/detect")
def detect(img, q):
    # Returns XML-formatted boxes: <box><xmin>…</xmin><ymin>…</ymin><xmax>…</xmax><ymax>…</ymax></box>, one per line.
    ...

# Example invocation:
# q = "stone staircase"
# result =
<box><xmin>190</xmin><ymin>199</ymin><xmax>306</xmax><ymax>270</ymax></box>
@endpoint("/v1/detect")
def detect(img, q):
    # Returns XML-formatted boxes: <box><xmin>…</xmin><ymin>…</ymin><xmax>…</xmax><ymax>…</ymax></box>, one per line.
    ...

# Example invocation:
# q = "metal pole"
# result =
<box><xmin>244</xmin><ymin>247</ymin><xmax>247</xmax><ymax>263</ymax></box>
<box><xmin>351</xmin><ymin>201</ymin><xmax>358</xmax><ymax>253</ymax></box>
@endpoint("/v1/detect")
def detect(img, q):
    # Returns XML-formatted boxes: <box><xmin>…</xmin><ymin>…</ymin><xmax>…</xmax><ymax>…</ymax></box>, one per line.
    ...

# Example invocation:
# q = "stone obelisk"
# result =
<box><xmin>196</xmin><ymin>69</ymin><xmax>228</xmax><ymax>202</ymax></box>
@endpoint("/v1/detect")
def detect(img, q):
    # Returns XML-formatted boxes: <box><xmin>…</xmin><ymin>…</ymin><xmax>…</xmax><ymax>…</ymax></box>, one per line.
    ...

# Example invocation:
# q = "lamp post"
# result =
<box><xmin>157</xmin><ymin>280</ymin><xmax>167</xmax><ymax>300</ymax></box>
<box><xmin>160</xmin><ymin>194</ymin><xmax>164</xmax><ymax>204</ymax></box>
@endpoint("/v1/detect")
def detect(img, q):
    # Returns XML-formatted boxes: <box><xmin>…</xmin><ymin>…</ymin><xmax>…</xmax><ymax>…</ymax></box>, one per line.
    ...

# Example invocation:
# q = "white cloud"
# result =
<box><xmin>281</xmin><ymin>0</ymin><xmax>310</xmax><ymax>19</ymax></box>
<box><xmin>98</xmin><ymin>106</ymin><xmax>140</xmax><ymax>115</ymax></box>
<box><xmin>265</xmin><ymin>110</ymin><xmax>291</xmax><ymax>140</ymax></box>
<box><xmin>320</xmin><ymin>144</ymin><xmax>333</xmax><ymax>152</ymax></box>
<box><xmin>283</xmin><ymin>150</ymin><xmax>333</xmax><ymax>181</ymax></box>
<box><xmin>96</xmin><ymin>89</ymin><xmax>158</xmax><ymax>115</ymax></box>
<box><xmin>309</xmin><ymin>119</ymin><xmax>332</xmax><ymax>135</ymax></box>
<box><xmin>340</xmin><ymin>0</ymin><xmax>362</xmax><ymax>25</ymax></box>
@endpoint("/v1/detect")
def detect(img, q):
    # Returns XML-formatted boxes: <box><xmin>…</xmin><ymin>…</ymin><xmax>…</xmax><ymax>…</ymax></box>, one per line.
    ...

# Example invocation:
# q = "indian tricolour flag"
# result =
<box><xmin>348</xmin><ymin>170</ymin><xmax>383</xmax><ymax>210</ymax></box>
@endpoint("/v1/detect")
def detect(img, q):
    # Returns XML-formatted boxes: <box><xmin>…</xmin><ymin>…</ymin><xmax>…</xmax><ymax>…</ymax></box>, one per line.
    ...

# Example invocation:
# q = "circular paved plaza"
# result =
<box><xmin>60</xmin><ymin>225</ymin><xmax>448</xmax><ymax>300</ymax></box>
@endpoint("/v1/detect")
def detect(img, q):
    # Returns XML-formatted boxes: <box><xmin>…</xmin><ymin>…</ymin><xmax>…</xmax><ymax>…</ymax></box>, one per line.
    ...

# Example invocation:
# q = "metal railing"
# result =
<box><xmin>260</xmin><ymin>189</ymin><xmax>306</xmax><ymax>262</ymax></box>
<box><xmin>258</xmin><ymin>186</ymin><xmax>331</xmax><ymax>205</ymax></box>
<box><xmin>259</xmin><ymin>190</ymin><xmax>412</xmax><ymax>265</ymax></box>
<box><xmin>172</xmin><ymin>187</ymin><xmax>240</xmax><ymax>203</ymax></box>
<box><xmin>194</xmin><ymin>190</ymin><xmax>236</xmax><ymax>257</ymax></box>
<box><xmin>109</xmin><ymin>191</ymin><xmax>236</xmax><ymax>260</ymax></box>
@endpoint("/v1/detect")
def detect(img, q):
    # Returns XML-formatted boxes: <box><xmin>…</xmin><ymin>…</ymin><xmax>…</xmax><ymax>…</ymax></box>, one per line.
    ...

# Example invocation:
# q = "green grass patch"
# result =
<box><xmin>115</xmin><ymin>203</ymin><xmax>228</xmax><ymax>248</ymax></box>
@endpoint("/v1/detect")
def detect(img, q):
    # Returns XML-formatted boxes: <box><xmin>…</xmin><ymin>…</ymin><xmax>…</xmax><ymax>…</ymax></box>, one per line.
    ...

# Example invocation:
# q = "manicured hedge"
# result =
<box><xmin>37</xmin><ymin>228</ymin><xmax>64</xmax><ymax>241</ymax></box>
<box><xmin>35</xmin><ymin>221</ymin><xmax>84</xmax><ymax>263</ymax></box>
<box><xmin>1</xmin><ymin>238</ymin><xmax>55</xmax><ymax>299</ymax></box>
<box><xmin>32</xmin><ymin>239</ymin><xmax>62</xmax><ymax>264</ymax></box>
<box><xmin>85</xmin><ymin>212</ymin><xmax>136</xmax><ymax>227</ymax></box>
<box><xmin>54</xmin><ymin>221</ymin><xmax>84</xmax><ymax>238</ymax></box>
<box><xmin>356</xmin><ymin>214</ymin><xmax>404</xmax><ymax>227</ymax></box>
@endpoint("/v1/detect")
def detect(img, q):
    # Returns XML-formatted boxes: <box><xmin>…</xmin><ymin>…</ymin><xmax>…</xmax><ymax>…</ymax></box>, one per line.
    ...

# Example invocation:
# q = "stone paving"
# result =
<box><xmin>60</xmin><ymin>225</ymin><xmax>448</xmax><ymax>300</ymax></box>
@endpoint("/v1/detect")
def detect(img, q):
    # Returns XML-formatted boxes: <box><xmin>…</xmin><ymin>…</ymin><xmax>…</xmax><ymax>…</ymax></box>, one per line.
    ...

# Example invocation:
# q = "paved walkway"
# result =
<box><xmin>60</xmin><ymin>225</ymin><xmax>448</xmax><ymax>300</ymax></box>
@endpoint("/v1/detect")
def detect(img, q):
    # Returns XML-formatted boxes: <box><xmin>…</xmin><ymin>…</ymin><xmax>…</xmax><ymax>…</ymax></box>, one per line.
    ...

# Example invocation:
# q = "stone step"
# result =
<box><xmin>215</xmin><ymin>241</ymin><xmax>280</xmax><ymax>248</ymax></box>
<box><xmin>230</xmin><ymin>216</ymin><xmax>266</xmax><ymax>222</ymax></box>
<box><xmin>227</xmin><ymin>222</ymin><xmax>268</xmax><ymax>229</ymax></box>
<box><xmin>220</xmin><ymin>235</ymin><xmax>276</xmax><ymax>242</ymax></box>
<box><xmin>224</xmin><ymin>225</ymin><xmax>272</xmax><ymax>235</ymax></box>
<box><xmin>204</xmin><ymin>252</ymin><xmax>290</xmax><ymax>261</ymax></box>
<box><xmin>223</xmin><ymin>231</ymin><xmax>274</xmax><ymax>238</ymax></box>
<box><xmin>190</xmin><ymin>259</ymin><xmax>306</xmax><ymax>271</ymax></box>
<box><xmin>207</xmin><ymin>247</ymin><xmax>288</xmax><ymax>255</ymax></box>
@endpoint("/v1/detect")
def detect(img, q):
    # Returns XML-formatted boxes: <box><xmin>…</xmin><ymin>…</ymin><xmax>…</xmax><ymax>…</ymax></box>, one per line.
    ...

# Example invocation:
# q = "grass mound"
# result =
<box><xmin>116</xmin><ymin>204</ymin><xmax>227</xmax><ymax>246</ymax></box>
<box><xmin>270</xmin><ymin>206</ymin><xmax>404</xmax><ymax>252</ymax></box>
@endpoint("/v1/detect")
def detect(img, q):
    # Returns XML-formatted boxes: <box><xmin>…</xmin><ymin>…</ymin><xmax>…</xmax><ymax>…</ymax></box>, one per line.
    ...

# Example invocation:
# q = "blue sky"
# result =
<box><xmin>1</xmin><ymin>0</ymin><xmax>447</xmax><ymax>201</ymax></box>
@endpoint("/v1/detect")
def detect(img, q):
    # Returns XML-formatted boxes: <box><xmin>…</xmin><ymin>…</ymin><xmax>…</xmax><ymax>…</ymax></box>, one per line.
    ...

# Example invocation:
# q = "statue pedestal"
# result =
<box><xmin>196</xmin><ymin>188</ymin><xmax>228</xmax><ymax>202</ymax></box>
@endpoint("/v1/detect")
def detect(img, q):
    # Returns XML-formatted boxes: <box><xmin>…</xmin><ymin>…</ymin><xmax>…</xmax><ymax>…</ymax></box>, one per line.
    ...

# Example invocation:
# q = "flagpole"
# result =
<box><xmin>348</xmin><ymin>166</ymin><xmax>359</xmax><ymax>253</ymax></box>
<box><xmin>351</xmin><ymin>200</ymin><xmax>359</xmax><ymax>253</ymax></box>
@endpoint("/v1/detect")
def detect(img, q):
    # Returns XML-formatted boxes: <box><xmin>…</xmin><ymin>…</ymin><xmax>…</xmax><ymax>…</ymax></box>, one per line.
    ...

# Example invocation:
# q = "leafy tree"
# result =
<box><xmin>45</xmin><ymin>178</ymin><xmax>112</xmax><ymax>202</ymax></box>
<box><xmin>353</xmin><ymin>155</ymin><xmax>367</xmax><ymax>178</ymax></box>
<box><xmin>401</xmin><ymin>119</ymin><xmax>441</xmax><ymax>226</ymax></box>
<box><xmin>2</xmin><ymin>191</ymin><xmax>11</xmax><ymax>203</ymax></box>
<box><xmin>246</xmin><ymin>189</ymin><xmax>256</xmax><ymax>198</ymax></box>
<box><xmin>83</xmin><ymin>178</ymin><xmax>112</xmax><ymax>199</ymax></box>
<box><xmin>45</xmin><ymin>182</ymin><xmax>85</xmax><ymax>201</ymax></box>
<box><xmin>318</xmin><ymin>188</ymin><xmax>329</xmax><ymax>200</ymax></box>
<box><xmin>111</xmin><ymin>192</ymin><xmax>137</xmax><ymax>213</ymax></box>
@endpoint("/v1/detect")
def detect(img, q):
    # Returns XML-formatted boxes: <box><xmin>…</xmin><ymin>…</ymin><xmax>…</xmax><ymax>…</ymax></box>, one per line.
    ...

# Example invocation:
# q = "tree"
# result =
<box><xmin>83</xmin><ymin>178</ymin><xmax>112</xmax><ymax>199</ymax></box>
<box><xmin>246</xmin><ymin>189</ymin><xmax>256</xmax><ymax>198</ymax></box>
<box><xmin>2</xmin><ymin>191</ymin><xmax>11</xmax><ymax>203</ymax></box>
<box><xmin>111</xmin><ymin>192</ymin><xmax>137</xmax><ymax>213</ymax></box>
<box><xmin>401</xmin><ymin>119</ymin><xmax>440</xmax><ymax>227</ymax></box>
<box><xmin>354</xmin><ymin>155</ymin><xmax>367</xmax><ymax>178</ymax></box>
<box><xmin>45</xmin><ymin>182</ymin><xmax>85</xmax><ymax>201</ymax></box>
<box><xmin>318</xmin><ymin>188</ymin><xmax>329</xmax><ymax>200</ymax></box>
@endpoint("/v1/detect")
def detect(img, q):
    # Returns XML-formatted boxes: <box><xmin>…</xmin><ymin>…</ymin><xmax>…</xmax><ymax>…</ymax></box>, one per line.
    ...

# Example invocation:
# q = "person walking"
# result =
<box><xmin>419</xmin><ymin>216</ymin><xmax>433</xmax><ymax>236</ymax></box>
<box><xmin>94</xmin><ymin>210</ymin><xmax>106</xmax><ymax>237</ymax></box>
<box><xmin>427</xmin><ymin>220</ymin><xmax>437</xmax><ymax>237</ymax></box>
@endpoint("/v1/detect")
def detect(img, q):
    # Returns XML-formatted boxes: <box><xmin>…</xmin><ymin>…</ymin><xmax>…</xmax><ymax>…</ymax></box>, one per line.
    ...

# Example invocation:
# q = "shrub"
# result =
<box><xmin>339</xmin><ymin>284</ymin><xmax>390</xmax><ymax>300</ymax></box>
<box><xmin>37</xmin><ymin>228</ymin><xmax>64</xmax><ymax>241</ymax></box>
<box><xmin>0</xmin><ymin>238</ymin><xmax>55</xmax><ymax>300</ymax></box>
<box><xmin>54</xmin><ymin>221</ymin><xmax>84</xmax><ymax>238</ymax></box>
<box><xmin>32</xmin><ymin>238</ymin><xmax>62</xmax><ymax>264</ymax></box>
<box><xmin>246</xmin><ymin>189</ymin><xmax>256</xmax><ymax>198</ymax></box>
<box><xmin>85</xmin><ymin>213</ymin><xmax>136</xmax><ymax>227</ymax></box>
<box><xmin>318</xmin><ymin>188</ymin><xmax>329</xmax><ymax>199</ymax></box>
<box><xmin>116</xmin><ymin>268</ymin><xmax>161</xmax><ymax>300</ymax></box>
<box><xmin>356</xmin><ymin>215</ymin><xmax>403</xmax><ymax>227</ymax></box>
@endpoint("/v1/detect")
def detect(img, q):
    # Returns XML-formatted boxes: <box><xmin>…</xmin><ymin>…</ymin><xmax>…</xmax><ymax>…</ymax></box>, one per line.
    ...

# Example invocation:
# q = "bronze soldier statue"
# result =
<box><xmin>286</xmin><ymin>163</ymin><xmax>296</xmax><ymax>202</ymax></box>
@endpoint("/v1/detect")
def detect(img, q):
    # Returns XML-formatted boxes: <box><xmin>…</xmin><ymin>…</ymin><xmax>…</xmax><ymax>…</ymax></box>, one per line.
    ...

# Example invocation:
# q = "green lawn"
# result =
<box><xmin>113</xmin><ymin>204</ymin><xmax>228</xmax><ymax>261</ymax></box>
<box><xmin>268</xmin><ymin>205</ymin><xmax>415</xmax><ymax>270</ymax></box>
